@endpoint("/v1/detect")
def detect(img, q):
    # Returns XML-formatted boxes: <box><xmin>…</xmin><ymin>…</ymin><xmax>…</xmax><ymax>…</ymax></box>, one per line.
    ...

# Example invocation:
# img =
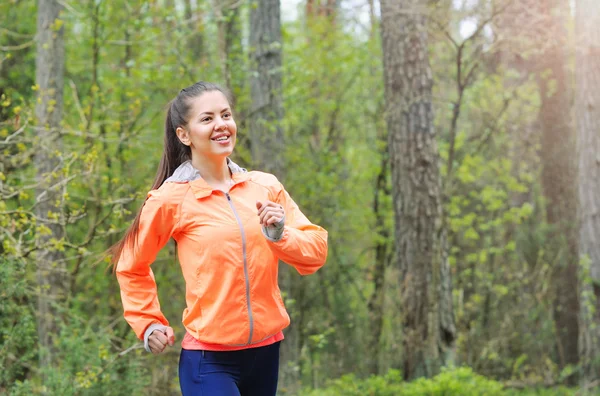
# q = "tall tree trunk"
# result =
<box><xmin>537</xmin><ymin>0</ymin><xmax>579</xmax><ymax>380</ymax></box>
<box><xmin>214</xmin><ymin>0</ymin><xmax>244</xmax><ymax>95</ymax></box>
<box><xmin>380</xmin><ymin>0</ymin><xmax>455</xmax><ymax>380</ymax></box>
<box><xmin>249</xmin><ymin>0</ymin><xmax>293</xmax><ymax>388</ymax></box>
<box><xmin>34</xmin><ymin>0</ymin><xmax>66</xmax><ymax>369</ymax></box>
<box><xmin>366</xmin><ymin>0</ymin><xmax>391</xmax><ymax>375</ymax></box>
<box><xmin>213</xmin><ymin>0</ymin><xmax>230</xmax><ymax>87</ymax></box>
<box><xmin>249</xmin><ymin>0</ymin><xmax>284</xmax><ymax>176</ymax></box>
<box><xmin>225</xmin><ymin>4</ymin><xmax>244</xmax><ymax>96</ymax></box>
<box><xmin>185</xmin><ymin>0</ymin><xmax>205</xmax><ymax>66</ymax></box>
<box><xmin>576</xmin><ymin>0</ymin><xmax>600</xmax><ymax>384</ymax></box>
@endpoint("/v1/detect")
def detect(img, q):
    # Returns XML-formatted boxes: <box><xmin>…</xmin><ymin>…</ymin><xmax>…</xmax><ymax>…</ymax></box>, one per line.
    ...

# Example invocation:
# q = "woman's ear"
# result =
<box><xmin>176</xmin><ymin>126</ymin><xmax>190</xmax><ymax>146</ymax></box>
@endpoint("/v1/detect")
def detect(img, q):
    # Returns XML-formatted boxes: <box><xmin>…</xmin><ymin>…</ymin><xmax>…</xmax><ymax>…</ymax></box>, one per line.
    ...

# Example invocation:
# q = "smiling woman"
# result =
<box><xmin>175</xmin><ymin>90</ymin><xmax>237</xmax><ymax>167</ymax></box>
<box><xmin>110</xmin><ymin>81</ymin><xmax>328</xmax><ymax>396</ymax></box>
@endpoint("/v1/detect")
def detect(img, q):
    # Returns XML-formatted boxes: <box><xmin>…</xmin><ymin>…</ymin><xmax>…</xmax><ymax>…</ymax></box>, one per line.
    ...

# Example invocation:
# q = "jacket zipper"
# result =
<box><xmin>225</xmin><ymin>192</ymin><xmax>254</xmax><ymax>345</ymax></box>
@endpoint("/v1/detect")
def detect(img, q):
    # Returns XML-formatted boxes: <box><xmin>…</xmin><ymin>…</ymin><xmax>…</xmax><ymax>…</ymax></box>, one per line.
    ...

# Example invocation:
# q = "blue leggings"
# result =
<box><xmin>178</xmin><ymin>341</ymin><xmax>280</xmax><ymax>395</ymax></box>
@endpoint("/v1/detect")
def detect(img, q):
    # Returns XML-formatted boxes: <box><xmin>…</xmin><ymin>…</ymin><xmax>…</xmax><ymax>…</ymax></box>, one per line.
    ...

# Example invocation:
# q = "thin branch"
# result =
<box><xmin>0</xmin><ymin>40</ymin><xmax>35</xmax><ymax>51</ymax></box>
<box><xmin>0</xmin><ymin>27</ymin><xmax>34</xmax><ymax>38</ymax></box>
<box><xmin>56</xmin><ymin>0</ymin><xmax>85</xmax><ymax>17</ymax></box>
<box><xmin>0</xmin><ymin>121</ymin><xmax>28</xmax><ymax>145</ymax></box>
<box><xmin>68</xmin><ymin>80</ymin><xmax>88</xmax><ymax>127</ymax></box>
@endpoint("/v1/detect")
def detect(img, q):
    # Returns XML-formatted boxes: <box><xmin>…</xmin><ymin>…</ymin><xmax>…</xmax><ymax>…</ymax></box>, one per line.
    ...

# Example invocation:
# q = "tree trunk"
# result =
<box><xmin>213</xmin><ymin>0</ymin><xmax>230</xmax><ymax>87</ymax></box>
<box><xmin>185</xmin><ymin>0</ymin><xmax>205</xmax><ymax>66</ymax></box>
<box><xmin>380</xmin><ymin>0</ymin><xmax>455</xmax><ymax>380</ymax></box>
<box><xmin>249</xmin><ymin>0</ymin><xmax>284</xmax><ymax>176</ymax></box>
<box><xmin>576</xmin><ymin>0</ymin><xmax>600</xmax><ymax>384</ymax></box>
<box><xmin>34</xmin><ymin>0</ymin><xmax>67</xmax><ymax>369</ymax></box>
<box><xmin>537</xmin><ymin>0</ymin><xmax>580</xmax><ymax>380</ymax></box>
<box><xmin>213</xmin><ymin>0</ymin><xmax>244</xmax><ymax>96</ymax></box>
<box><xmin>249</xmin><ymin>0</ymin><xmax>293</xmax><ymax>388</ymax></box>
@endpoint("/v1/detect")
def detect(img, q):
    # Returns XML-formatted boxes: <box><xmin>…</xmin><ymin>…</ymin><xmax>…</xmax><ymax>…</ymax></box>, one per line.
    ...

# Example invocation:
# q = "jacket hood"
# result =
<box><xmin>164</xmin><ymin>158</ymin><xmax>247</xmax><ymax>184</ymax></box>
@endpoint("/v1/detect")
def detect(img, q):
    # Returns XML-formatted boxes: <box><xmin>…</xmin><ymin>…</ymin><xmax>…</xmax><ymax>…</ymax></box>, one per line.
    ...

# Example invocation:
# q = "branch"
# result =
<box><xmin>0</xmin><ymin>40</ymin><xmax>35</xmax><ymax>51</ymax></box>
<box><xmin>68</xmin><ymin>79</ymin><xmax>88</xmax><ymax>127</ymax></box>
<box><xmin>0</xmin><ymin>121</ymin><xmax>28</xmax><ymax>145</ymax></box>
<box><xmin>0</xmin><ymin>27</ymin><xmax>33</xmax><ymax>38</ymax></box>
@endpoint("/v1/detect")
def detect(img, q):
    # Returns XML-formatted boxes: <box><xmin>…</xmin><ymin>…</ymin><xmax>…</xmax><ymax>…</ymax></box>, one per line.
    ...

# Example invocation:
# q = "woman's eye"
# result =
<box><xmin>202</xmin><ymin>117</ymin><xmax>211</xmax><ymax>122</ymax></box>
<box><xmin>223</xmin><ymin>113</ymin><xmax>231</xmax><ymax>118</ymax></box>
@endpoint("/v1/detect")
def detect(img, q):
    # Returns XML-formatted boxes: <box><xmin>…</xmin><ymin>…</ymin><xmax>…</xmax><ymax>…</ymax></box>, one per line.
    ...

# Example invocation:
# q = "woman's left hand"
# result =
<box><xmin>256</xmin><ymin>200</ymin><xmax>285</xmax><ymax>226</ymax></box>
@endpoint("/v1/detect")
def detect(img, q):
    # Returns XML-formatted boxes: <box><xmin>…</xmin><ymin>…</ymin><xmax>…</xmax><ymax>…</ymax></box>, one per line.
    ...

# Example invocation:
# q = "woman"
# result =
<box><xmin>112</xmin><ymin>81</ymin><xmax>328</xmax><ymax>395</ymax></box>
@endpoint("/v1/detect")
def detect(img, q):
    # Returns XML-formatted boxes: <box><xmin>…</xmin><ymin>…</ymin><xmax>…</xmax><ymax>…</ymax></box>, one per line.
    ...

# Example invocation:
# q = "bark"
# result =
<box><xmin>213</xmin><ymin>0</ymin><xmax>230</xmax><ymax>87</ymax></box>
<box><xmin>213</xmin><ymin>0</ymin><xmax>244</xmax><ymax>95</ymax></box>
<box><xmin>185</xmin><ymin>0</ymin><xmax>205</xmax><ymax>66</ymax></box>
<box><xmin>576</xmin><ymin>0</ymin><xmax>600</xmax><ymax>383</ymax></box>
<box><xmin>249</xmin><ymin>0</ymin><xmax>292</xmax><ymax>388</ymax></box>
<box><xmin>34</xmin><ymin>0</ymin><xmax>67</xmax><ymax>368</ymax></box>
<box><xmin>537</xmin><ymin>0</ymin><xmax>580</xmax><ymax>379</ymax></box>
<box><xmin>380</xmin><ymin>0</ymin><xmax>455</xmax><ymax>380</ymax></box>
<box><xmin>249</xmin><ymin>0</ymin><xmax>284</xmax><ymax>176</ymax></box>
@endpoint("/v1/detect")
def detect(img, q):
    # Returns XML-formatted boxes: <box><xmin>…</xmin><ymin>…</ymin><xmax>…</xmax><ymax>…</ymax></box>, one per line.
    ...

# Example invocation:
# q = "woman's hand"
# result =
<box><xmin>256</xmin><ymin>200</ymin><xmax>285</xmax><ymax>226</ymax></box>
<box><xmin>148</xmin><ymin>326</ymin><xmax>175</xmax><ymax>354</ymax></box>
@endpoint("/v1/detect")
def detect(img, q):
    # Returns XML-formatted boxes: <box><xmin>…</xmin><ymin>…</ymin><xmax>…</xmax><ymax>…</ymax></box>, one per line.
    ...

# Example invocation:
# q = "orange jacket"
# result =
<box><xmin>116</xmin><ymin>160</ymin><xmax>328</xmax><ymax>348</ymax></box>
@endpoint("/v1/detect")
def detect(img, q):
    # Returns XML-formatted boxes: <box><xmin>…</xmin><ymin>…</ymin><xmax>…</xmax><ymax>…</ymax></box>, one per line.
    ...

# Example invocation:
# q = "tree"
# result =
<box><xmin>249</xmin><ymin>0</ymin><xmax>284</xmax><ymax>176</ymax></box>
<box><xmin>33</xmin><ymin>0</ymin><xmax>66</xmax><ymax>368</ymax></box>
<box><xmin>576</xmin><ymin>0</ymin><xmax>600</xmax><ymax>383</ymax></box>
<box><xmin>213</xmin><ymin>0</ymin><xmax>244</xmax><ymax>92</ymax></box>
<box><xmin>248</xmin><ymin>0</ymin><xmax>293</xmax><ymax>387</ymax></box>
<box><xmin>537</xmin><ymin>0</ymin><xmax>579</xmax><ymax>377</ymax></box>
<box><xmin>184</xmin><ymin>0</ymin><xmax>206</xmax><ymax>65</ymax></box>
<box><xmin>380</xmin><ymin>0</ymin><xmax>455</xmax><ymax>379</ymax></box>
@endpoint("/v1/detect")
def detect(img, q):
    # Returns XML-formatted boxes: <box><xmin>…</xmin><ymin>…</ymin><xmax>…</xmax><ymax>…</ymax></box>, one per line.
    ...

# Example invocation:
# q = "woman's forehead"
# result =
<box><xmin>191</xmin><ymin>91</ymin><xmax>231</xmax><ymax>113</ymax></box>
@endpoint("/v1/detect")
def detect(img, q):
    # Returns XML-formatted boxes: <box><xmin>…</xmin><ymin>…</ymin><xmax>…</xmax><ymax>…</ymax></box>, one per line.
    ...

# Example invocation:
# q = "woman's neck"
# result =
<box><xmin>190</xmin><ymin>156</ymin><xmax>231</xmax><ymax>186</ymax></box>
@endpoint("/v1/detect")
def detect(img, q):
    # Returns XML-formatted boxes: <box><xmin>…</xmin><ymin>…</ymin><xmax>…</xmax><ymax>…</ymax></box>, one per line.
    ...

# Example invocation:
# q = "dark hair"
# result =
<box><xmin>110</xmin><ymin>81</ymin><xmax>233</xmax><ymax>269</ymax></box>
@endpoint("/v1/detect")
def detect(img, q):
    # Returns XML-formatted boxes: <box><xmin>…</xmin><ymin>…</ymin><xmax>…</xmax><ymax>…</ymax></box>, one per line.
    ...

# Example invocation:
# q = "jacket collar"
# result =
<box><xmin>164</xmin><ymin>158</ymin><xmax>249</xmax><ymax>199</ymax></box>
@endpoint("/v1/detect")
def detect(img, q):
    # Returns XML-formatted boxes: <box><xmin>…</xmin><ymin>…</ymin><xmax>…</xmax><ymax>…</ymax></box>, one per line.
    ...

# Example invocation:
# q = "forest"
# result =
<box><xmin>1</xmin><ymin>0</ymin><xmax>599</xmax><ymax>394</ymax></box>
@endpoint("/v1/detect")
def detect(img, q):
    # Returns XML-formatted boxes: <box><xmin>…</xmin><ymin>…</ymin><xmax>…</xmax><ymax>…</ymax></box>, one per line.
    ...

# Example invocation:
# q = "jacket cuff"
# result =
<box><xmin>143</xmin><ymin>323</ymin><xmax>168</xmax><ymax>352</ymax></box>
<box><xmin>262</xmin><ymin>215</ymin><xmax>285</xmax><ymax>242</ymax></box>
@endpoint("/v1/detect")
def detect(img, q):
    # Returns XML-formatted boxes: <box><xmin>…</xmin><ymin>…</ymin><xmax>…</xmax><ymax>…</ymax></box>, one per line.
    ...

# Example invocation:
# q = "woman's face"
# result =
<box><xmin>176</xmin><ymin>90</ymin><xmax>237</xmax><ymax>160</ymax></box>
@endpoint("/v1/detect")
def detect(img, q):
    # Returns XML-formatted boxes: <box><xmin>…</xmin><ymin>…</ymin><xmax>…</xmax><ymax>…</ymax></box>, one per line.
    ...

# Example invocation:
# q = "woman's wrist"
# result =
<box><xmin>262</xmin><ymin>216</ymin><xmax>285</xmax><ymax>242</ymax></box>
<box><xmin>144</xmin><ymin>323</ymin><xmax>168</xmax><ymax>352</ymax></box>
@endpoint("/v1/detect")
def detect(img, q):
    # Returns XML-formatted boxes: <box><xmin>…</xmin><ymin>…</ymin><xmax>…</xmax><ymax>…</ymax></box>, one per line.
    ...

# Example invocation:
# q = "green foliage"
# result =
<box><xmin>0</xmin><ymin>257</ymin><xmax>37</xmax><ymax>389</ymax></box>
<box><xmin>301</xmin><ymin>367</ymin><xmax>587</xmax><ymax>396</ymax></box>
<box><xmin>301</xmin><ymin>367</ymin><xmax>514</xmax><ymax>396</ymax></box>
<box><xmin>8</xmin><ymin>320</ymin><xmax>149</xmax><ymax>395</ymax></box>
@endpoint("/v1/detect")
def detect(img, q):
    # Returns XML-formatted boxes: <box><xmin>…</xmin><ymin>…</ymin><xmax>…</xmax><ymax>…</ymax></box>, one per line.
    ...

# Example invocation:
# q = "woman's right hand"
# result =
<box><xmin>148</xmin><ymin>326</ymin><xmax>175</xmax><ymax>354</ymax></box>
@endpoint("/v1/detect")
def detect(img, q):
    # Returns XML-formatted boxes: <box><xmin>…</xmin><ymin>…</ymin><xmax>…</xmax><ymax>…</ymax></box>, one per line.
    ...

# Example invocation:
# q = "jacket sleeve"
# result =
<box><xmin>265</xmin><ymin>183</ymin><xmax>328</xmax><ymax>275</ymax></box>
<box><xmin>115</xmin><ymin>188</ymin><xmax>181</xmax><ymax>340</ymax></box>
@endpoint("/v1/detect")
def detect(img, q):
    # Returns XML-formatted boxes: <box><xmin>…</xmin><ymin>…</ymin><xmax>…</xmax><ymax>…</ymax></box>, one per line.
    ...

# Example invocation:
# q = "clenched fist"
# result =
<box><xmin>148</xmin><ymin>326</ymin><xmax>175</xmax><ymax>354</ymax></box>
<box><xmin>256</xmin><ymin>200</ymin><xmax>285</xmax><ymax>226</ymax></box>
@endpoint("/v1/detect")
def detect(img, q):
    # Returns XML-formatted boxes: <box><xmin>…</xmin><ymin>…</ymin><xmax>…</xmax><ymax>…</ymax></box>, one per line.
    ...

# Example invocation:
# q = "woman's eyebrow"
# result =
<box><xmin>197</xmin><ymin>108</ymin><xmax>231</xmax><ymax>118</ymax></box>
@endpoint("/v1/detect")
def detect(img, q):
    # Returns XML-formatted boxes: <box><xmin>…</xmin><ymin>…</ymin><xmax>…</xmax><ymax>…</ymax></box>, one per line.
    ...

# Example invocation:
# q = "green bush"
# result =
<box><xmin>401</xmin><ymin>367</ymin><xmax>504</xmax><ymax>396</ymax></box>
<box><xmin>299</xmin><ymin>369</ymin><xmax>404</xmax><ymax>396</ymax></box>
<box><xmin>5</xmin><ymin>315</ymin><xmax>149</xmax><ymax>396</ymax></box>
<box><xmin>300</xmin><ymin>367</ymin><xmax>503</xmax><ymax>396</ymax></box>
<box><xmin>300</xmin><ymin>367</ymin><xmax>586</xmax><ymax>396</ymax></box>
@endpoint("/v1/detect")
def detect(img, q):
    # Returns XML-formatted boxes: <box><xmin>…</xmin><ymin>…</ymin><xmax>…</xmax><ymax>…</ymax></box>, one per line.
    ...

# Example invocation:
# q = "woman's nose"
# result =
<box><xmin>214</xmin><ymin>117</ymin><xmax>226</xmax><ymax>130</ymax></box>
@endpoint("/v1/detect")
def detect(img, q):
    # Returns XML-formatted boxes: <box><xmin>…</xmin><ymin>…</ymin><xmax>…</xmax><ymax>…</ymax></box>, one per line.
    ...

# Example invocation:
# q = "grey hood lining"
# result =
<box><xmin>164</xmin><ymin>158</ymin><xmax>247</xmax><ymax>184</ymax></box>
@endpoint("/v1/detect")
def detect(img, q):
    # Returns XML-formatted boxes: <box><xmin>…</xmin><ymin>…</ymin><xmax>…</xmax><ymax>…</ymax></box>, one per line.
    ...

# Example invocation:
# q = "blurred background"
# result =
<box><xmin>1</xmin><ymin>0</ymin><xmax>599</xmax><ymax>394</ymax></box>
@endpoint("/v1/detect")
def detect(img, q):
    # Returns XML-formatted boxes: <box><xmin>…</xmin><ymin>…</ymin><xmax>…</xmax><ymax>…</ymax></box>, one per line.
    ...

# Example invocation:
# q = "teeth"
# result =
<box><xmin>214</xmin><ymin>136</ymin><xmax>228</xmax><ymax>141</ymax></box>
